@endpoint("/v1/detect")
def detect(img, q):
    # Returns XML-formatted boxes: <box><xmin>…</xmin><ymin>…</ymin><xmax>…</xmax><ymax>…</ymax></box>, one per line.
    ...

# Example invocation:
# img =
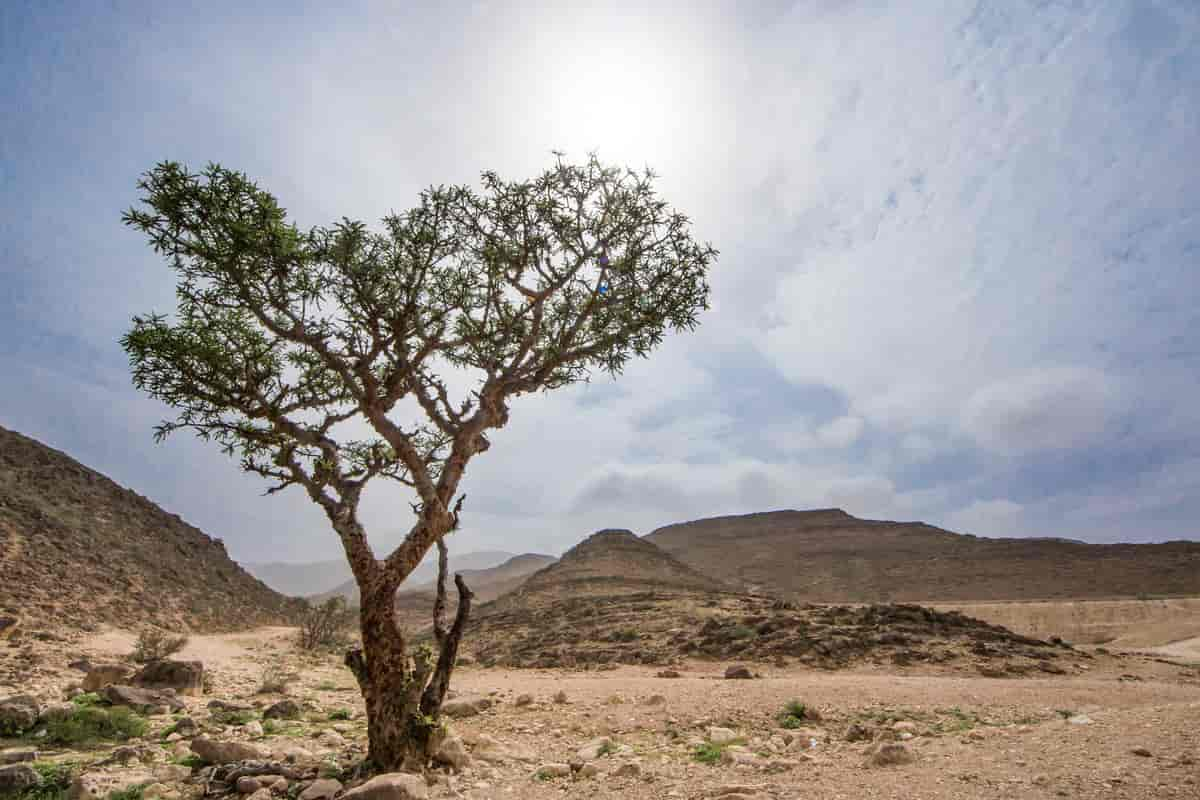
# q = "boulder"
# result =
<box><xmin>576</xmin><ymin>737</ymin><xmax>613</xmax><ymax>761</ymax></box>
<box><xmin>0</xmin><ymin>764</ymin><xmax>38</xmax><ymax>794</ymax></box>
<box><xmin>263</xmin><ymin>699</ymin><xmax>301</xmax><ymax>720</ymax></box>
<box><xmin>68</xmin><ymin>770</ymin><xmax>156</xmax><ymax>800</ymax></box>
<box><xmin>441</xmin><ymin>696</ymin><xmax>489</xmax><ymax>719</ymax></box>
<box><xmin>433</xmin><ymin>735</ymin><xmax>470</xmax><ymax>770</ymax></box>
<box><xmin>298</xmin><ymin>779</ymin><xmax>343</xmax><ymax>800</ymax></box>
<box><xmin>103</xmin><ymin>685</ymin><xmax>183</xmax><ymax>714</ymax></box>
<box><xmin>341</xmin><ymin>772</ymin><xmax>428</xmax><ymax>800</ymax></box>
<box><xmin>0</xmin><ymin>696</ymin><xmax>40</xmax><ymax>736</ymax></box>
<box><xmin>82</xmin><ymin>664</ymin><xmax>134</xmax><ymax>692</ymax></box>
<box><xmin>172</xmin><ymin>717</ymin><xmax>198</xmax><ymax>737</ymax></box>
<box><xmin>868</xmin><ymin>743</ymin><xmax>915</xmax><ymax>767</ymax></box>
<box><xmin>133</xmin><ymin>660</ymin><xmax>205</xmax><ymax>696</ymax></box>
<box><xmin>39</xmin><ymin>702</ymin><xmax>76</xmax><ymax>725</ymax></box>
<box><xmin>0</xmin><ymin>749</ymin><xmax>37</xmax><ymax>765</ymax></box>
<box><xmin>190</xmin><ymin>737</ymin><xmax>267</xmax><ymax>764</ymax></box>
<box><xmin>723</xmin><ymin>665</ymin><xmax>753</xmax><ymax>680</ymax></box>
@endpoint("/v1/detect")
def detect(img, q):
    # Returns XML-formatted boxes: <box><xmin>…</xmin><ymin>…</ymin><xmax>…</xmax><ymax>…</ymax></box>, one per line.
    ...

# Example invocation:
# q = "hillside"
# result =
<box><xmin>0</xmin><ymin>425</ymin><xmax>307</xmax><ymax>632</ymax></box>
<box><xmin>315</xmin><ymin>549</ymin><xmax>518</xmax><ymax>605</ymax></box>
<box><xmin>645</xmin><ymin>509</ymin><xmax>1200</xmax><ymax>602</ymax></box>
<box><xmin>394</xmin><ymin>553</ymin><xmax>557</xmax><ymax>630</ymax></box>
<box><xmin>243</xmin><ymin>558</ymin><xmax>353</xmax><ymax>597</ymax></box>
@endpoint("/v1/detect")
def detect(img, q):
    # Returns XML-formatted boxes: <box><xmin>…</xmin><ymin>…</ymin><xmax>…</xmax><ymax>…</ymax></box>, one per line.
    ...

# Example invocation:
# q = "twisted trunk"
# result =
<box><xmin>344</xmin><ymin>567</ymin><xmax>474</xmax><ymax>772</ymax></box>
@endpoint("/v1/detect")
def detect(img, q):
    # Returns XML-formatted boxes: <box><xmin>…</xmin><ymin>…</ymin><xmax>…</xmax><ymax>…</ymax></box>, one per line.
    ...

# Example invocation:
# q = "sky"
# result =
<box><xmin>2</xmin><ymin>0</ymin><xmax>1198</xmax><ymax>565</ymax></box>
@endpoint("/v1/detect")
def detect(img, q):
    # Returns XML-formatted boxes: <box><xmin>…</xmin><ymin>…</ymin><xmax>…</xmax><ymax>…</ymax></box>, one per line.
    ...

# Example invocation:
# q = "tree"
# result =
<box><xmin>120</xmin><ymin>152</ymin><xmax>717</xmax><ymax>770</ymax></box>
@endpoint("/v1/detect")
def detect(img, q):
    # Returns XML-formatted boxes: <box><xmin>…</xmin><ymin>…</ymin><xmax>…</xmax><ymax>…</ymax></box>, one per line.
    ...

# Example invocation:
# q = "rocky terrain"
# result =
<box><xmin>0</xmin><ymin>427</ymin><xmax>306</xmax><ymax>634</ymax></box>
<box><xmin>311</xmin><ymin>552</ymin><xmax>521</xmax><ymax>606</ymax></box>
<box><xmin>646</xmin><ymin>509</ymin><xmax>1200</xmax><ymax>602</ymax></box>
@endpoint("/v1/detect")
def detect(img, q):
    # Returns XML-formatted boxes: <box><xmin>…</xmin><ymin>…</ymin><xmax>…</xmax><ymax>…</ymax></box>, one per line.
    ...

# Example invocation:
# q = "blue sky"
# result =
<box><xmin>2</xmin><ymin>0</ymin><xmax>1198</xmax><ymax>564</ymax></box>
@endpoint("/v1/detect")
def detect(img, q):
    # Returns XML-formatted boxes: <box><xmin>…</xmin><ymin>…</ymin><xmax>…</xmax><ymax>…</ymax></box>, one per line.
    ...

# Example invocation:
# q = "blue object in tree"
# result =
<box><xmin>598</xmin><ymin>253</ymin><xmax>610</xmax><ymax>267</ymax></box>
<box><xmin>598</xmin><ymin>284</ymin><xmax>609</xmax><ymax>294</ymax></box>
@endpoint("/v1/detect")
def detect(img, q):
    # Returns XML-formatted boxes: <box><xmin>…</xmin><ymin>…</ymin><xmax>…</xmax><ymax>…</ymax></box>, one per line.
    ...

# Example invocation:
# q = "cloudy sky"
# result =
<box><xmin>3</xmin><ymin>0</ymin><xmax>1198</xmax><ymax>566</ymax></box>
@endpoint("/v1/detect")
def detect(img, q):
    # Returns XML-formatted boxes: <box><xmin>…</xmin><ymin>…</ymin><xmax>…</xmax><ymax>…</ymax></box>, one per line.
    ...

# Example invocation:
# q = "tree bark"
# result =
<box><xmin>344</xmin><ymin>564</ymin><xmax>473</xmax><ymax>772</ymax></box>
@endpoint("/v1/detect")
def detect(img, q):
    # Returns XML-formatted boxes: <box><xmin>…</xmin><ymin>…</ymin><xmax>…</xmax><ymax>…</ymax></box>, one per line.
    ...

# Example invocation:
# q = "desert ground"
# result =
<box><xmin>3</xmin><ymin>619</ymin><xmax>1198</xmax><ymax>800</ymax></box>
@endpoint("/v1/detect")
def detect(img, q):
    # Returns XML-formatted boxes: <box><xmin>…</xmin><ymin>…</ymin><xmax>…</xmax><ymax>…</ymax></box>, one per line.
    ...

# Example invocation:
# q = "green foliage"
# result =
<box><xmin>727</xmin><ymin>625</ymin><xmax>756</xmax><ymax>640</ymax></box>
<box><xmin>262</xmin><ymin>719</ymin><xmax>280</xmax><ymax>735</ymax></box>
<box><xmin>43</xmin><ymin>707</ymin><xmax>148</xmax><ymax>746</ymax></box>
<box><xmin>692</xmin><ymin>742</ymin><xmax>724</xmax><ymax>765</ymax></box>
<box><xmin>169</xmin><ymin>755</ymin><xmax>203</xmax><ymax>769</ymax></box>
<box><xmin>778</xmin><ymin>699</ymin><xmax>808</xmax><ymax>728</ymax></box>
<box><xmin>129</xmin><ymin>630</ymin><xmax>189</xmax><ymax>663</ymax></box>
<box><xmin>328</xmin><ymin>709</ymin><xmax>352</xmax><ymax>721</ymax></box>
<box><xmin>211</xmin><ymin>709</ymin><xmax>256</xmax><ymax>726</ymax></box>
<box><xmin>107</xmin><ymin>786</ymin><xmax>144</xmax><ymax>800</ymax></box>
<box><xmin>70</xmin><ymin>693</ymin><xmax>104</xmax><ymax>709</ymax></box>
<box><xmin>15</xmin><ymin>761</ymin><xmax>76</xmax><ymax>800</ymax></box>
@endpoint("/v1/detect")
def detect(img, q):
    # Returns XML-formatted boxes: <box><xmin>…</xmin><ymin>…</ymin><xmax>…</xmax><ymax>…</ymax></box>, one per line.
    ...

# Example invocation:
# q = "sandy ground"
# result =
<box><xmin>4</xmin><ymin>626</ymin><xmax>1199</xmax><ymax>800</ymax></box>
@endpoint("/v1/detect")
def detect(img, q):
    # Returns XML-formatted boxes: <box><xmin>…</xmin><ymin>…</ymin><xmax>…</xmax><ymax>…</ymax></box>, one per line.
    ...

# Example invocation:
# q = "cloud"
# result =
<box><xmin>943</xmin><ymin>499</ymin><xmax>1025</xmax><ymax>538</ymax></box>
<box><xmin>816</xmin><ymin>416</ymin><xmax>865</xmax><ymax>448</ymax></box>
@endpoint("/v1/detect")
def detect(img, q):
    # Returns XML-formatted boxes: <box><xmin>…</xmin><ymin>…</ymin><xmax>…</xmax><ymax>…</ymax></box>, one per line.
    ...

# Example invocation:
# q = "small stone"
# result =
<box><xmin>868</xmin><ymin>743</ymin><xmax>915</xmax><ymax>767</ymax></box>
<box><xmin>244</xmin><ymin>721</ymin><xmax>264</xmax><ymax>738</ymax></box>
<box><xmin>1131</xmin><ymin>747</ymin><xmax>1152</xmax><ymax>757</ymax></box>
<box><xmin>247</xmin><ymin>789</ymin><xmax>274</xmax><ymax>800</ymax></box>
<box><xmin>576</xmin><ymin>737</ymin><xmax>613</xmax><ymax>761</ymax></box>
<box><xmin>708</xmin><ymin>727</ymin><xmax>738</xmax><ymax>745</ymax></box>
<box><xmin>68</xmin><ymin>771</ymin><xmax>156</xmax><ymax>800</ymax></box>
<box><xmin>0</xmin><ymin>749</ymin><xmax>37</xmax><ymax>765</ymax></box>
<box><xmin>191</xmin><ymin>737</ymin><xmax>267</xmax><ymax>764</ymax></box>
<box><xmin>641</xmin><ymin>695</ymin><xmax>666</xmax><ymax>706</ymax></box>
<box><xmin>723</xmin><ymin>665</ymin><xmax>753</xmax><ymax>680</ymax></box>
<box><xmin>577</xmin><ymin>763</ymin><xmax>599</xmax><ymax>779</ymax></box>
<box><xmin>263</xmin><ymin>700</ymin><xmax>301</xmax><ymax>720</ymax></box>
<box><xmin>533</xmin><ymin>763</ymin><xmax>571</xmax><ymax>779</ymax></box>
<box><xmin>434</xmin><ymin>735</ymin><xmax>471</xmax><ymax>770</ymax></box>
<box><xmin>1067</xmin><ymin>715</ymin><xmax>1092</xmax><ymax>725</ymax></box>
<box><xmin>340</xmin><ymin>772</ymin><xmax>427</xmax><ymax>800</ymax></box>
<box><xmin>845</xmin><ymin>723</ymin><xmax>873</xmax><ymax>742</ymax></box>
<box><xmin>299</xmin><ymin>779</ymin><xmax>343</xmax><ymax>800</ymax></box>
<box><xmin>0</xmin><ymin>764</ymin><xmax>38</xmax><ymax>794</ymax></box>
<box><xmin>553</xmin><ymin>691</ymin><xmax>568</xmax><ymax>705</ymax></box>
<box><xmin>142</xmin><ymin>783</ymin><xmax>179</xmax><ymax>800</ymax></box>
<box><xmin>612</xmin><ymin>762</ymin><xmax>640</xmax><ymax>778</ymax></box>
<box><xmin>237</xmin><ymin>777</ymin><xmax>263</xmax><ymax>793</ymax></box>
<box><xmin>655</xmin><ymin>670</ymin><xmax>681</xmax><ymax>678</ymax></box>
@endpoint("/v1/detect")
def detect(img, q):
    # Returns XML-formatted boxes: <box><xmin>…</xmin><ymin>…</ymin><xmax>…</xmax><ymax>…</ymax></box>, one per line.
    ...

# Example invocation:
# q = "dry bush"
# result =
<box><xmin>129</xmin><ymin>629</ymin><xmax>189</xmax><ymax>663</ymax></box>
<box><xmin>298</xmin><ymin>596</ymin><xmax>354</xmax><ymax>652</ymax></box>
<box><xmin>258</xmin><ymin>659</ymin><xmax>301</xmax><ymax>694</ymax></box>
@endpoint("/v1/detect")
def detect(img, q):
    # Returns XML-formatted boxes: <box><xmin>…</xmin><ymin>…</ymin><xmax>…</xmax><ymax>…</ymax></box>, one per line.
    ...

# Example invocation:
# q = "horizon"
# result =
<box><xmin>3</xmin><ymin>1</ymin><xmax>1198</xmax><ymax>564</ymax></box>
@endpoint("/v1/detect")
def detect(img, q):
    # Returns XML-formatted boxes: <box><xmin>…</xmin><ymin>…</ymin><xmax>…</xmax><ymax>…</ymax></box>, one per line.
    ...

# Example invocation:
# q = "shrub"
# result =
<box><xmin>258</xmin><ymin>661</ymin><xmax>300</xmax><ymax>694</ymax></box>
<box><xmin>778</xmin><ymin>699</ymin><xmax>808</xmax><ymax>729</ymax></box>
<box><xmin>211</xmin><ymin>708</ymin><xmax>256</xmax><ymax>726</ymax></box>
<box><xmin>328</xmin><ymin>709</ymin><xmax>352</xmax><ymax>721</ymax></box>
<box><xmin>43</xmin><ymin>706</ymin><xmax>147</xmax><ymax>745</ymax></box>
<box><xmin>17</xmin><ymin>762</ymin><xmax>77</xmax><ymax>800</ymax></box>
<box><xmin>693</xmin><ymin>742</ymin><xmax>724</xmax><ymax>765</ymax></box>
<box><xmin>129</xmin><ymin>630</ymin><xmax>189</xmax><ymax>664</ymax></box>
<box><xmin>728</xmin><ymin>625</ymin><xmax>756</xmax><ymax>641</ymax></box>
<box><xmin>298</xmin><ymin>597</ymin><xmax>354</xmax><ymax>652</ymax></box>
<box><xmin>70</xmin><ymin>693</ymin><xmax>103</xmax><ymax>708</ymax></box>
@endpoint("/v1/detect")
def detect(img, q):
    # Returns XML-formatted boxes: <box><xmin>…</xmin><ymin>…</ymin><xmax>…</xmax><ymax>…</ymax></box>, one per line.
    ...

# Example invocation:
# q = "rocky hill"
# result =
<box><xmin>462</xmin><ymin>529</ymin><xmax>1076</xmax><ymax>672</ymax></box>
<box><xmin>394</xmin><ymin>553</ymin><xmax>557</xmax><ymax>629</ymax></box>
<box><xmin>314</xmin><ymin>549</ymin><xmax>518</xmax><ymax>605</ymax></box>
<box><xmin>645</xmin><ymin>509</ymin><xmax>1200</xmax><ymax>602</ymax></box>
<box><xmin>0</xmin><ymin>425</ymin><xmax>307</xmax><ymax>633</ymax></box>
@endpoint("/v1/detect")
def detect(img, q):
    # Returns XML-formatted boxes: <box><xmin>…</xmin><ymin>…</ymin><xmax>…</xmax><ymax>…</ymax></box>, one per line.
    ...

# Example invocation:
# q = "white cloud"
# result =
<box><xmin>816</xmin><ymin>415</ymin><xmax>865</xmax><ymax>448</ymax></box>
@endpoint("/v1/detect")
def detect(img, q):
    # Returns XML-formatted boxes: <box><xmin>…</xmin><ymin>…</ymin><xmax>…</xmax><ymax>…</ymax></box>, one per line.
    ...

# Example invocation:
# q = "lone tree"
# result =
<box><xmin>120</xmin><ymin>152</ymin><xmax>717</xmax><ymax>770</ymax></box>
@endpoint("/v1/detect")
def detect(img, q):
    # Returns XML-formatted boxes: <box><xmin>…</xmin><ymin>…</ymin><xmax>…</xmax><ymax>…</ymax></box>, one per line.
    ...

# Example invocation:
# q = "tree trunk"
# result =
<box><xmin>344</xmin><ymin>571</ymin><xmax>473</xmax><ymax>773</ymax></box>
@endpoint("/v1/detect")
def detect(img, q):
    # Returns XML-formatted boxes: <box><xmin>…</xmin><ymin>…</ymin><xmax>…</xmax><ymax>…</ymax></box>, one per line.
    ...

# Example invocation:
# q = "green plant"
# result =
<box><xmin>693</xmin><ymin>742</ymin><xmax>724</xmax><ymax>765</ymax></box>
<box><xmin>728</xmin><ymin>625</ymin><xmax>756</xmax><ymax>640</ymax></box>
<box><xmin>328</xmin><ymin>709</ymin><xmax>352</xmax><ymax>721</ymax></box>
<box><xmin>17</xmin><ymin>762</ymin><xmax>77</xmax><ymax>800</ymax></box>
<box><xmin>597</xmin><ymin>740</ymin><xmax>618</xmax><ymax>757</ymax></box>
<box><xmin>129</xmin><ymin>630</ymin><xmax>189</xmax><ymax>664</ymax></box>
<box><xmin>169</xmin><ymin>755</ymin><xmax>203</xmax><ymax>769</ymax></box>
<box><xmin>262</xmin><ymin>719</ymin><xmax>280</xmax><ymax>735</ymax></box>
<box><xmin>43</xmin><ymin>707</ymin><xmax>148</xmax><ymax>746</ymax></box>
<box><xmin>107</xmin><ymin>786</ymin><xmax>145</xmax><ymax>800</ymax></box>
<box><xmin>778</xmin><ymin>699</ymin><xmax>808</xmax><ymax>728</ymax></box>
<box><xmin>70</xmin><ymin>693</ymin><xmax>104</xmax><ymax>709</ymax></box>
<box><xmin>211</xmin><ymin>709</ymin><xmax>256</xmax><ymax>726</ymax></box>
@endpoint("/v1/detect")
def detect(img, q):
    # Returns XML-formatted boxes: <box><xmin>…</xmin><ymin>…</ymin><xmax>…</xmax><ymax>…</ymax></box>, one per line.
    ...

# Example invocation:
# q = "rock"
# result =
<box><xmin>0</xmin><ymin>618</ymin><xmax>18</xmax><ymax>639</ymax></box>
<box><xmin>553</xmin><ymin>691</ymin><xmax>568</xmax><ymax>704</ymax></box>
<box><xmin>272</xmin><ymin>744</ymin><xmax>318</xmax><ymax>763</ymax></box>
<box><xmin>723</xmin><ymin>665</ymin><xmax>753</xmax><ymax>680</ymax></box>
<box><xmin>655</xmin><ymin>670</ymin><xmax>681</xmax><ymax>679</ymax></box>
<box><xmin>68</xmin><ymin>659</ymin><xmax>92</xmax><ymax>673</ymax></box>
<box><xmin>263</xmin><ymin>700</ymin><xmax>301</xmax><ymax>720</ymax></box>
<box><xmin>576</xmin><ymin>737</ymin><xmax>613</xmax><ymax>761</ymax></box>
<box><xmin>442</xmin><ymin>697</ymin><xmax>490</xmax><ymax>718</ymax></box>
<box><xmin>577</xmin><ymin>763</ymin><xmax>599</xmax><ymax>779</ymax></box>
<box><xmin>868</xmin><ymin>743</ymin><xmax>915</xmax><ymax>767</ymax></box>
<box><xmin>641</xmin><ymin>695</ymin><xmax>666</xmax><ymax>706</ymax></box>
<box><xmin>247</xmin><ymin>789</ymin><xmax>274</xmax><ymax>800</ymax></box>
<box><xmin>0</xmin><ymin>749</ymin><xmax>37</xmax><ymax>765</ymax></box>
<box><xmin>1131</xmin><ymin>747</ymin><xmax>1152</xmax><ymax>757</ymax></box>
<box><xmin>433</xmin><ymin>735</ymin><xmax>470</xmax><ymax>770</ymax></box>
<box><xmin>207</xmin><ymin>700</ymin><xmax>251</xmax><ymax>712</ymax></box>
<box><xmin>514</xmin><ymin>694</ymin><xmax>533</xmax><ymax>707</ymax></box>
<box><xmin>82</xmin><ymin>664</ymin><xmax>135</xmax><ymax>692</ymax></box>
<box><xmin>39</xmin><ymin>702</ymin><xmax>76</xmax><ymax>725</ymax></box>
<box><xmin>318</xmin><ymin>730</ymin><xmax>345</xmax><ymax>747</ymax></box>
<box><xmin>299</xmin><ymin>779</ymin><xmax>343</xmax><ymax>800</ymax></box>
<box><xmin>0</xmin><ymin>696</ymin><xmax>40</xmax><ymax>735</ymax></box>
<box><xmin>612</xmin><ymin>762</ymin><xmax>640</xmax><ymax>778</ymax></box>
<box><xmin>708</xmin><ymin>727</ymin><xmax>738</xmax><ymax>745</ymax></box>
<box><xmin>172</xmin><ymin>717</ymin><xmax>198</xmax><ymax>737</ymax></box>
<box><xmin>237</xmin><ymin>777</ymin><xmax>264</xmax><ymax>793</ymax></box>
<box><xmin>0</xmin><ymin>764</ymin><xmax>38</xmax><ymax>794</ymax></box>
<box><xmin>341</xmin><ymin>772</ymin><xmax>428</xmax><ymax>800</ymax></box>
<box><xmin>133</xmin><ymin>660</ymin><xmax>205</xmax><ymax>697</ymax></box>
<box><xmin>719</xmin><ymin>746</ymin><xmax>757</xmax><ymax>766</ymax></box>
<box><xmin>103</xmin><ymin>685</ymin><xmax>183</xmax><ymax>714</ymax></box>
<box><xmin>845</xmin><ymin>723</ymin><xmax>873</xmax><ymax>742</ymax></box>
<box><xmin>68</xmin><ymin>770</ymin><xmax>156</xmax><ymax>800</ymax></box>
<box><xmin>190</xmin><ymin>737</ymin><xmax>267</xmax><ymax>764</ymax></box>
<box><xmin>532</xmin><ymin>763</ymin><xmax>571</xmax><ymax>779</ymax></box>
<box><xmin>171</xmin><ymin>742</ymin><xmax>192</xmax><ymax>759</ymax></box>
<box><xmin>153</xmin><ymin>765</ymin><xmax>192</xmax><ymax>783</ymax></box>
<box><xmin>1037</xmin><ymin>660</ymin><xmax>1067</xmax><ymax>675</ymax></box>
<box><xmin>1067</xmin><ymin>715</ymin><xmax>1093</xmax><ymax>726</ymax></box>
<box><xmin>244</xmin><ymin>721</ymin><xmax>264</xmax><ymax>738</ymax></box>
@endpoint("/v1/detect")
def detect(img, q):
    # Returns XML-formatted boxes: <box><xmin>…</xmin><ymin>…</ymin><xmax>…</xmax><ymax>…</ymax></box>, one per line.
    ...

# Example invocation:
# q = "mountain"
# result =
<box><xmin>0</xmin><ymin>425</ymin><xmax>306</xmax><ymax>633</ymax></box>
<box><xmin>243</xmin><ymin>559</ymin><xmax>353</xmax><ymax>597</ymax></box>
<box><xmin>393</xmin><ymin>552</ymin><xmax>557</xmax><ymax>629</ymax></box>
<box><xmin>314</xmin><ymin>549</ymin><xmax>518</xmax><ymax>605</ymax></box>
<box><xmin>645</xmin><ymin>509</ymin><xmax>1200</xmax><ymax>602</ymax></box>
<box><xmin>462</xmin><ymin>527</ymin><xmax>1074</xmax><ymax>672</ymax></box>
